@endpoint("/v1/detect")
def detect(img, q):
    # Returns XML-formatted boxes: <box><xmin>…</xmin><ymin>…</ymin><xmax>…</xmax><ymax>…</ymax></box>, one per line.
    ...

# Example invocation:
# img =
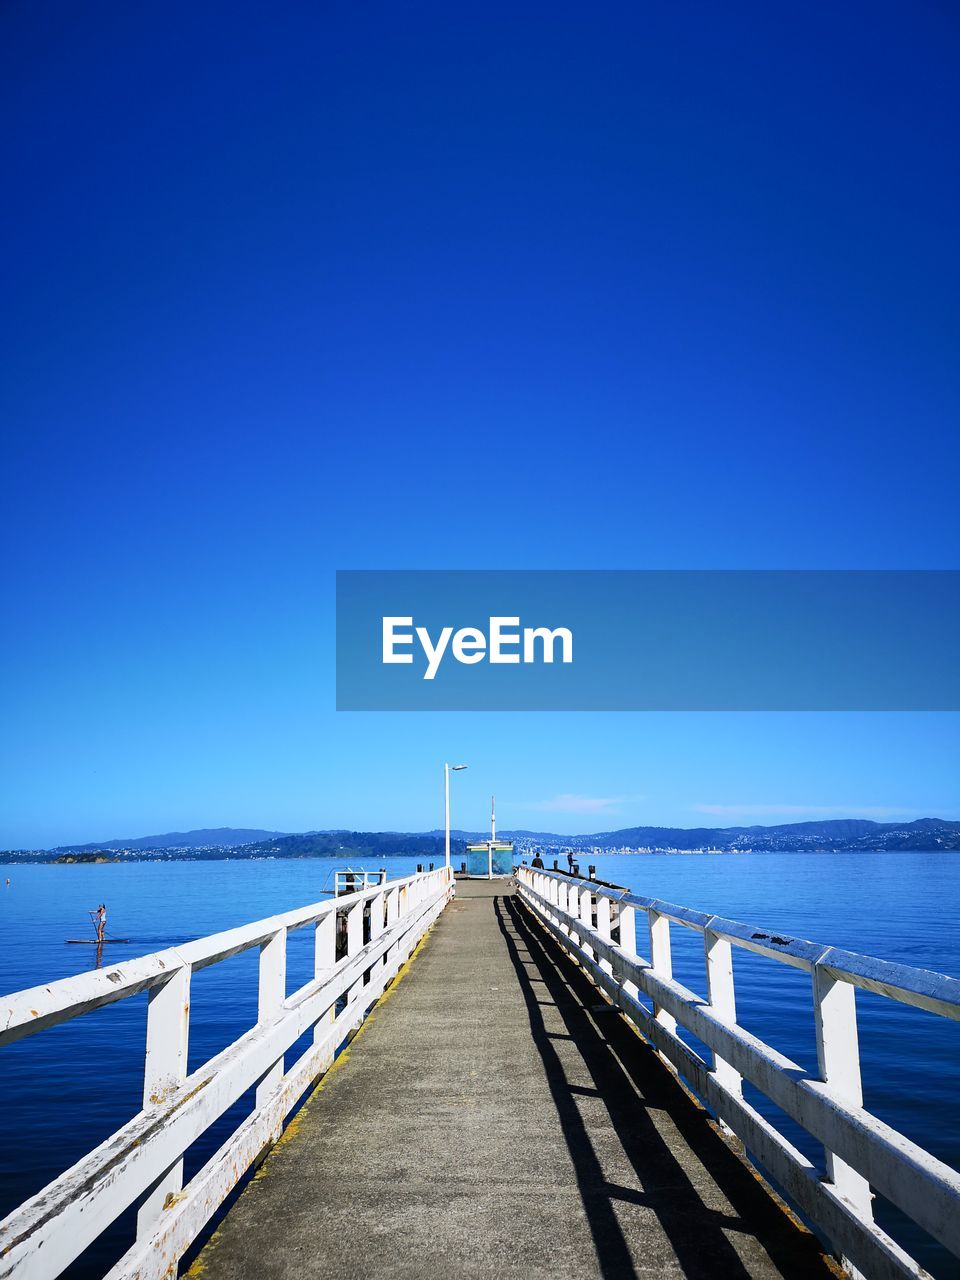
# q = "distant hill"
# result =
<box><xmin>540</xmin><ymin>817</ymin><xmax>960</xmax><ymax>852</ymax></box>
<box><xmin>240</xmin><ymin>831</ymin><xmax>457</xmax><ymax>860</ymax></box>
<box><xmin>434</xmin><ymin>818</ymin><xmax>960</xmax><ymax>850</ymax></box>
<box><xmin>54</xmin><ymin>827</ymin><xmax>288</xmax><ymax>852</ymax></box>
<box><xmin>3</xmin><ymin>816</ymin><xmax>957</xmax><ymax>863</ymax></box>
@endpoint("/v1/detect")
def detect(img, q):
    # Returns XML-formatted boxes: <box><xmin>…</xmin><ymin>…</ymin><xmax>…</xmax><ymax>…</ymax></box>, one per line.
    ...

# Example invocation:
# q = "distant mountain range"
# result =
<box><xmin>2</xmin><ymin>817</ymin><xmax>958</xmax><ymax>862</ymax></box>
<box><xmin>53</xmin><ymin>827</ymin><xmax>289</xmax><ymax>852</ymax></box>
<box><xmin>522</xmin><ymin>817</ymin><xmax>960</xmax><ymax>852</ymax></box>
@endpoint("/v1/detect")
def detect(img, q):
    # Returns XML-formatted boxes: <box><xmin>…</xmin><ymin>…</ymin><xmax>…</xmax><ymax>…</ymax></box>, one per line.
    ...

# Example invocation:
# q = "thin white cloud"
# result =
<box><xmin>691</xmin><ymin>804</ymin><xmax>926</xmax><ymax>820</ymax></box>
<box><xmin>523</xmin><ymin>794</ymin><xmax>630</xmax><ymax>815</ymax></box>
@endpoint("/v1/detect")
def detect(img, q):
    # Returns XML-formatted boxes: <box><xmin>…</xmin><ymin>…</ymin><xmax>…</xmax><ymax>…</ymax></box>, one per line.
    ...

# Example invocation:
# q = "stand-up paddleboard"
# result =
<box><xmin>65</xmin><ymin>938</ymin><xmax>132</xmax><ymax>945</ymax></box>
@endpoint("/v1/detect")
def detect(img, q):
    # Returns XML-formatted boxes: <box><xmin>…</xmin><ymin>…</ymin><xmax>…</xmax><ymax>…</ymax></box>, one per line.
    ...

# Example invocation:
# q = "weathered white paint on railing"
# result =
<box><xmin>136</xmin><ymin>962</ymin><xmax>191</xmax><ymax>1238</ymax></box>
<box><xmin>0</xmin><ymin>866</ymin><xmax>454</xmax><ymax>1280</ymax></box>
<box><xmin>515</xmin><ymin>865</ymin><xmax>960</xmax><ymax>1280</ymax></box>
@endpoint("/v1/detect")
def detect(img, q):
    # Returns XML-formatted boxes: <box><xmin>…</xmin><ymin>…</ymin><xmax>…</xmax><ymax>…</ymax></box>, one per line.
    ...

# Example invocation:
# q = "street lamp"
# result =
<box><xmin>444</xmin><ymin>763</ymin><xmax>468</xmax><ymax>868</ymax></box>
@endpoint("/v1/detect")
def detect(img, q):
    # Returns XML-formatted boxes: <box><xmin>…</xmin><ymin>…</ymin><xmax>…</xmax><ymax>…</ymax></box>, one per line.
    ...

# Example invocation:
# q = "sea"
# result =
<box><xmin>1</xmin><ymin>851</ymin><xmax>959</xmax><ymax>1278</ymax></box>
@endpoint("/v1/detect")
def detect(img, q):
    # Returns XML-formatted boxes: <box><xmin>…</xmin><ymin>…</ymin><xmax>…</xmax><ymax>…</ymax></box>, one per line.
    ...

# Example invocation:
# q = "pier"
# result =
<box><xmin>1</xmin><ymin>867</ymin><xmax>959</xmax><ymax>1280</ymax></box>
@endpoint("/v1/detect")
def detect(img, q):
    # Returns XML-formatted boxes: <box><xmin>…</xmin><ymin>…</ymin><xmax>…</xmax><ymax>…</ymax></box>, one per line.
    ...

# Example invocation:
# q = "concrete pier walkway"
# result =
<box><xmin>191</xmin><ymin>881</ymin><xmax>836</xmax><ymax>1280</ymax></box>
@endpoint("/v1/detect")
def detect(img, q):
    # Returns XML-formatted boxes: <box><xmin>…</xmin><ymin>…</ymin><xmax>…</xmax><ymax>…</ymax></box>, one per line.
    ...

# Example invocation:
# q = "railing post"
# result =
<box><xmin>370</xmin><ymin>886</ymin><xmax>386</xmax><ymax>975</ymax></box>
<box><xmin>618</xmin><ymin>902</ymin><xmax>638</xmax><ymax>1001</ymax></box>
<box><xmin>704</xmin><ymin>928</ymin><xmax>742</xmax><ymax>1120</ymax></box>
<box><xmin>137</xmin><ymin>964</ymin><xmax>191</xmax><ymax>1238</ymax></box>
<box><xmin>648</xmin><ymin>909</ymin><xmax>677</xmax><ymax>1053</ymax></box>
<box><xmin>548</xmin><ymin>875</ymin><xmax>560</xmax><ymax>926</ymax></box>
<box><xmin>596</xmin><ymin>892</ymin><xmax>613</xmax><ymax>976</ymax></box>
<box><xmin>556</xmin><ymin>877</ymin><xmax>570</xmax><ymax>935</ymax></box>
<box><xmin>404</xmin><ymin>879</ymin><xmax>421</xmax><ymax>961</ymax></box>
<box><xmin>406</xmin><ymin>877</ymin><xmax>418</xmax><ymax>937</ymax></box>
<box><xmin>344</xmin><ymin>898</ymin><xmax>364</xmax><ymax>1002</ymax></box>
<box><xmin>813</xmin><ymin>965</ymin><xmax>873</xmax><ymax>1229</ymax></box>
<box><xmin>385</xmin><ymin>885</ymin><xmax>400</xmax><ymax>968</ymax></box>
<box><xmin>256</xmin><ymin>927</ymin><xmax>287</xmax><ymax>1110</ymax></box>
<box><xmin>314</xmin><ymin>909</ymin><xmax>336</xmax><ymax>1047</ymax></box>
<box><xmin>579</xmin><ymin>884</ymin><xmax>594</xmax><ymax>959</ymax></box>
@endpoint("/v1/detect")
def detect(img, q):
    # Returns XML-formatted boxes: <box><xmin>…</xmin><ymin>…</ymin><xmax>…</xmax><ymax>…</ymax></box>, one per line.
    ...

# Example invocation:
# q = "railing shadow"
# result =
<box><xmin>494</xmin><ymin>893</ymin><xmax>831</xmax><ymax>1280</ymax></box>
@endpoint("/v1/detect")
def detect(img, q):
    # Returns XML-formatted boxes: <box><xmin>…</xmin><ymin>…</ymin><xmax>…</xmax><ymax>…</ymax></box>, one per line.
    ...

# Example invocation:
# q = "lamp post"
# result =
<box><xmin>444</xmin><ymin>763</ymin><xmax>468</xmax><ymax>868</ymax></box>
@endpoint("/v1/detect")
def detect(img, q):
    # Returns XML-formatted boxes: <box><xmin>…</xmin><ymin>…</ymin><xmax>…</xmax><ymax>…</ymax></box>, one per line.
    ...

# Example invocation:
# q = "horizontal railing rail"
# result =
<box><xmin>515</xmin><ymin>865</ymin><xmax>960</xmax><ymax>1280</ymax></box>
<box><xmin>334</xmin><ymin>868</ymin><xmax>388</xmax><ymax>895</ymax></box>
<box><xmin>0</xmin><ymin>865</ymin><xmax>454</xmax><ymax>1280</ymax></box>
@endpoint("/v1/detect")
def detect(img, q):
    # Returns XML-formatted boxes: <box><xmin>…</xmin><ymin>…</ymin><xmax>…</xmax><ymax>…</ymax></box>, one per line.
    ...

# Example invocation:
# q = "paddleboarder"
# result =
<box><xmin>90</xmin><ymin>903</ymin><xmax>107</xmax><ymax>943</ymax></box>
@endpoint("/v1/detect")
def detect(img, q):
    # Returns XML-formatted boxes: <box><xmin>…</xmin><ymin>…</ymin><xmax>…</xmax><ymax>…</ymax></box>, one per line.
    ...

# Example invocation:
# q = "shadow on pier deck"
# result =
<box><xmin>191</xmin><ymin>881</ymin><xmax>836</xmax><ymax>1280</ymax></box>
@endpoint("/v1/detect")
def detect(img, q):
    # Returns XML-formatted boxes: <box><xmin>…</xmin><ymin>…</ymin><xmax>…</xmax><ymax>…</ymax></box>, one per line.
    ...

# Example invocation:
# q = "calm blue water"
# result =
<box><xmin>1</xmin><ymin>853</ymin><xmax>959</xmax><ymax>1278</ymax></box>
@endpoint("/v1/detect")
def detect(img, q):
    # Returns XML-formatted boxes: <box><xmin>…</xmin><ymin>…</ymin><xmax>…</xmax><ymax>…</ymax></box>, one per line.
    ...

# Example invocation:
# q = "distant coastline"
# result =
<box><xmin>3</xmin><ymin>817</ymin><xmax>958</xmax><ymax>863</ymax></box>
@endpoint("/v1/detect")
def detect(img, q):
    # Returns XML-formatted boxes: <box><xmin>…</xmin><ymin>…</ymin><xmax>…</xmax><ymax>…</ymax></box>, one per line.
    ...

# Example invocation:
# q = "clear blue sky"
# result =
<box><xmin>1</xmin><ymin>2</ymin><xmax>958</xmax><ymax>847</ymax></box>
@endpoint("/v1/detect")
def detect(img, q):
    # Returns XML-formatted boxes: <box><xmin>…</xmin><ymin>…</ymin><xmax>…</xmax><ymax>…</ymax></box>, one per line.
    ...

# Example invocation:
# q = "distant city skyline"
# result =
<box><xmin>1</xmin><ymin>3</ymin><xmax>957</xmax><ymax>849</ymax></box>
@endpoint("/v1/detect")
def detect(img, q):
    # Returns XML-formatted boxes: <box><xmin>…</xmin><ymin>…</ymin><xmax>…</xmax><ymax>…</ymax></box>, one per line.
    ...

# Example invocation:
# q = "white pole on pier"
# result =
<box><xmin>444</xmin><ymin>762</ymin><xmax>468</xmax><ymax>868</ymax></box>
<box><xmin>489</xmin><ymin>795</ymin><xmax>495</xmax><ymax>879</ymax></box>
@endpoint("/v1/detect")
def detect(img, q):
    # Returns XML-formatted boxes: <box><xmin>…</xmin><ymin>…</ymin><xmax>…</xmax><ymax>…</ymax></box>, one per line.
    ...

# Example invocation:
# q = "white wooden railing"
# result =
<box><xmin>0</xmin><ymin>865</ymin><xmax>454</xmax><ymax>1280</ymax></box>
<box><xmin>334</xmin><ymin>868</ymin><xmax>387</xmax><ymax>895</ymax></box>
<box><xmin>515</xmin><ymin>865</ymin><xmax>960</xmax><ymax>1280</ymax></box>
